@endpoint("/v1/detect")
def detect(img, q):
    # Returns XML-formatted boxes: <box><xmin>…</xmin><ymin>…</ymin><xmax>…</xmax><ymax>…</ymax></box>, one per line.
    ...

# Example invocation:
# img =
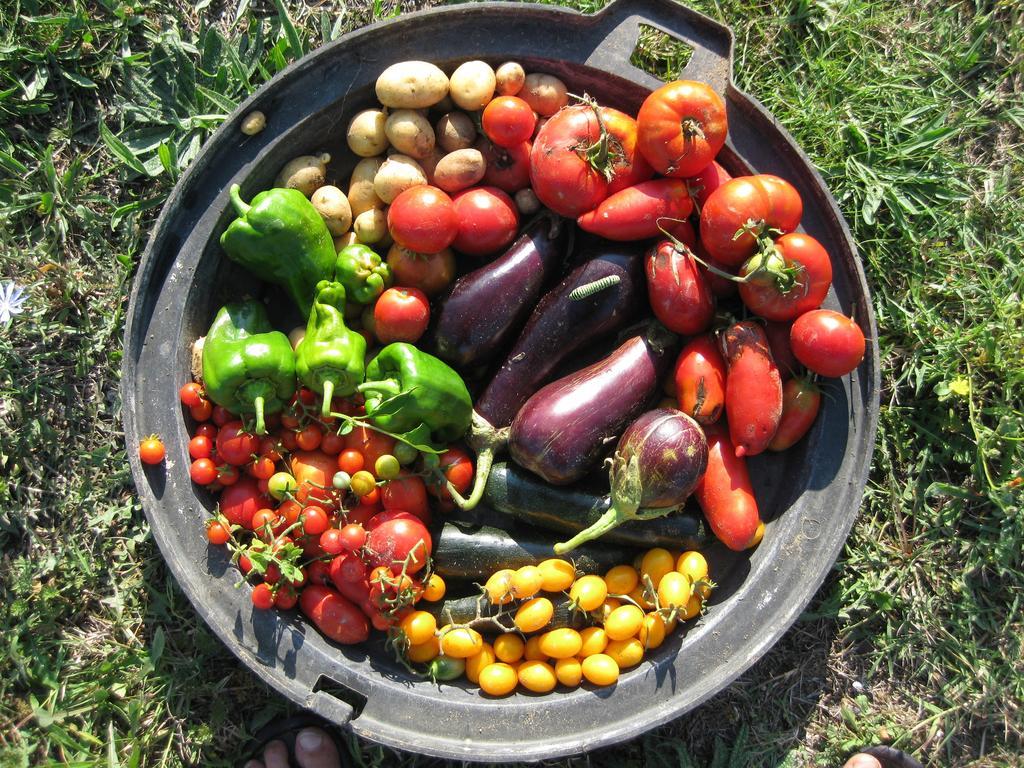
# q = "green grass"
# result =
<box><xmin>0</xmin><ymin>0</ymin><xmax>1021</xmax><ymax>765</ymax></box>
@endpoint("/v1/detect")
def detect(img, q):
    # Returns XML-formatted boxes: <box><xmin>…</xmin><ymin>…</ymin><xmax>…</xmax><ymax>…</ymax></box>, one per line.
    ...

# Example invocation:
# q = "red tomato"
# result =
<box><xmin>697</xmin><ymin>243</ymin><xmax>740</xmax><ymax>298</ymax></box>
<box><xmin>720</xmin><ymin>321</ymin><xmax>783</xmax><ymax>458</ymax></box>
<box><xmin>790</xmin><ymin>310</ymin><xmax>866</xmax><ymax>378</ymax></box>
<box><xmin>577</xmin><ymin>179</ymin><xmax>693</xmax><ymax>241</ymax></box>
<box><xmin>190</xmin><ymin>457</ymin><xmax>218</xmax><ymax>485</ymax></box>
<box><xmin>339</xmin><ymin>523</ymin><xmax>368</xmax><ymax>552</ymax></box>
<box><xmin>764</xmin><ymin>320</ymin><xmax>801</xmax><ymax>380</ymax></box>
<box><xmin>139</xmin><ymin>436</ymin><xmax>165</xmax><ymax>465</ymax></box>
<box><xmin>601</xmin><ymin>107</ymin><xmax>656</xmax><ymax>195</ymax></box>
<box><xmin>636</xmin><ymin>80</ymin><xmax>728</xmax><ymax>178</ymax></box>
<box><xmin>373</xmin><ymin>287</ymin><xmax>430</xmax><ymax>344</ymax></box>
<box><xmin>299</xmin><ymin>584</ymin><xmax>370</xmax><ymax>645</ymax></box>
<box><xmin>479</xmin><ymin>139</ymin><xmax>532</xmax><ymax>193</ymax></box>
<box><xmin>366</xmin><ymin>517</ymin><xmax>432</xmax><ymax>575</ymax></box>
<box><xmin>687</xmin><ymin>161</ymin><xmax>732</xmax><ymax>207</ymax></box>
<box><xmin>319</xmin><ymin>528</ymin><xmax>345</xmax><ymax>556</ymax></box>
<box><xmin>189</xmin><ymin>398</ymin><xmax>213</xmax><ymax>422</ymax></box>
<box><xmin>320</xmin><ymin>431</ymin><xmax>345</xmax><ymax>456</ymax></box>
<box><xmin>345</xmin><ymin>503</ymin><xmax>380</xmax><ymax>527</ymax></box>
<box><xmin>194</xmin><ymin>423</ymin><xmax>218</xmax><ymax>439</ymax></box>
<box><xmin>216</xmin><ymin>421</ymin><xmax>259</xmax><ymax>466</ymax></box>
<box><xmin>451</xmin><ymin>186</ymin><xmax>519</xmax><ymax>257</ymax></box>
<box><xmin>768</xmin><ymin>377</ymin><xmax>822</xmax><ymax>451</ymax></box>
<box><xmin>481</xmin><ymin>96</ymin><xmax>536</xmax><ymax>148</ymax></box>
<box><xmin>695</xmin><ymin>424</ymin><xmax>762</xmax><ymax>551</ymax></box>
<box><xmin>380</xmin><ymin>472</ymin><xmax>430</xmax><ymax>522</ymax></box>
<box><xmin>337</xmin><ymin>448</ymin><xmax>365</xmax><ymax>475</ymax></box>
<box><xmin>219</xmin><ymin>476</ymin><xmax>271</xmax><ymax>529</ymax></box>
<box><xmin>673</xmin><ymin>334</ymin><xmax>727</xmax><ymax>426</ymax></box>
<box><xmin>386</xmin><ymin>245</ymin><xmax>455</xmax><ymax>297</ymax></box>
<box><xmin>427</xmin><ymin>447</ymin><xmax>474</xmax><ymax>500</ymax></box>
<box><xmin>274</xmin><ymin>585</ymin><xmax>299</xmax><ymax>610</ymax></box>
<box><xmin>307</xmin><ymin>559</ymin><xmax>331</xmax><ymax>586</ymax></box>
<box><xmin>329</xmin><ymin>553</ymin><xmax>368</xmax><ymax>586</ymax></box>
<box><xmin>289</xmin><ymin>450</ymin><xmax>340</xmax><ymax>510</ymax></box>
<box><xmin>645</xmin><ymin>240</ymin><xmax>715</xmax><ymax>335</ymax></box>
<box><xmin>251</xmin><ymin>583</ymin><xmax>274</xmax><ymax>610</ymax></box>
<box><xmin>387</xmin><ymin>185</ymin><xmax>457</xmax><ymax>254</ymax></box>
<box><xmin>205</xmin><ymin>519</ymin><xmax>231</xmax><ymax>546</ymax></box>
<box><xmin>343</xmin><ymin>427</ymin><xmax>396</xmax><ymax>470</ymax></box>
<box><xmin>301</xmin><ymin>506</ymin><xmax>331</xmax><ymax>536</ymax></box>
<box><xmin>738</xmin><ymin>233</ymin><xmax>832</xmax><ymax>321</ymax></box>
<box><xmin>700</xmin><ymin>175</ymin><xmax>803</xmax><ymax>266</ymax></box>
<box><xmin>211</xmin><ymin>405</ymin><xmax>234</xmax><ymax>427</ymax></box>
<box><xmin>530</xmin><ymin>104</ymin><xmax>612</xmax><ymax>217</ymax></box>
<box><xmin>179</xmin><ymin>382</ymin><xmax>204</xmax><ymax>408</ymax></box>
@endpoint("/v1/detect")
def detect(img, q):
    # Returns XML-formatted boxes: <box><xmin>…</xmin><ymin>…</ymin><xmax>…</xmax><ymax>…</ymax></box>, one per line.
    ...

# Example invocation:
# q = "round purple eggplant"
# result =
<box><xmin>508</xmin><ymin>324</ymin><xmax>676</xmax><ymax>486</ymax></box>
<box><xmin>554</xmin><ymin>408</ymin><xmax>708</xmax><ymax>553</ymax></box>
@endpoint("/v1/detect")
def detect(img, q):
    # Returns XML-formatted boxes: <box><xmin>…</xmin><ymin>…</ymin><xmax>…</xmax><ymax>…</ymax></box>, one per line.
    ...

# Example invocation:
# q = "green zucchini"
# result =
<box><xmin>479</xmin><ymin>461</ymin><xmax>707</xmax><ymax>550</ymax></box>
<box><xmin>431</xmin><ymin>521</ymin><xmax>629</xmax><ymax>581</ymax></box>
<box><xmin>425</xmin><ymin>592</ymin><xmax>588</xmax><ymax>633</ymax></box>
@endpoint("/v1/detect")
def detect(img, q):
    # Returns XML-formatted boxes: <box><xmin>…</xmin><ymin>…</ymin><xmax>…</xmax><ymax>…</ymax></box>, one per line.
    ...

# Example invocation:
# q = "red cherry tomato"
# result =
<box><xmin>790</xmin><ymin>310</ymin><xmax>866</xmax><ymax>378</ymax></box>
<box><xmin>216</xmin><ymin>421</ymin><xmax>260</xmax><ymax>466</ymax></box>
<box><xmin>219</xmin><ymin>476</ymin><xmax>271</xmax><ymax>529</ymax></box>
<box><xmin>211</xmin><ymin>405</ymin><xmax>234</xmax><ymax>427</ymax></box>
<box><xmin>179</xmin><ymin>382</ymin><xmax>204</xmax><ymax>408</ymax></box>
<box><xmin>339</xmin><ymin>523</ymin><xmax>368</xmax><ymax>552</ymax></box>
<box><xmin>295</xmin><ymin>423</ymin><xmax>323</xmax><ymax>452</ymax></box>
<box><xmin>373</xmin><ymin>287</ymin><xmax>430</xmax><ymax>344</ymax></box>
<box><xmin>320</xmin><ymin>431</ymin><xmax>345</xmax><ymax>456</ymax></box>
<box><xmin>274</xmin><ymin>585</ymin><xmax>299</xmax><ymax>610</ymax></box>
<box><xmin>329</xmin><ymin>552</ymin><xmax>368</xmax><ymax>585</ymax></box>
<box><xmin>337</xmin><ymin>449</ymin><xmax>365</xmax><ymax>475</ymax></box>
<box><xmin>189</xmin><ymin>398</ymin><xmax>213</xmax><ymax>422</ymax></box>
<box><xmin>451</xmin><ymin>186</ymin><xmax>519</xmax><ymax>257</ymax></box>
<box><xmin>427</xmin><ymin>447</ymin><xmax>475</xmax><ymax>501</ymax></box>
<box><xmin>188</xmin><ymin>435</ymin><xmax>213</xmax><ymax>460</ymax></box>
<box><xmin>636</xmin><ymin>80</ymin><xmax>728</xmax><ymax>178</ymax></box>
<box><xmin>482</xmin><ymin>96</ymin><xmax>537</xmax><ymax>148</ymax></box>
<box><xmin>194</xmin><ymin>423</ymin><xmax>218</xmax><ymax>439</ymax></box>
<box><xmin>738</xmin><ymin>233</ymin><xmax>833</xmax><ymax>322</ymax></box>
<box><xmin>387</xmin><ymin>185</ymin><xmax>457</xmax><ymax>254</ymax></box>
<box><xmin>205</xmin><ymin>519</ymin><xmax>231</xmax><ymax>546</ymax></box>
<box><xmin>301</xmin><ymin>505</ymin><xmax>331</xmax><ymax>536</ymax></box>
<box><xmin>479</xmin><ymin>139</ymin><xmax>531</xmax><ymax>193</ymax></box>
<box><xmin>645</xmin><ymin>240</ymin><xmax>715</xmax><ymax>335</ymax></box>
<box><xmin>190</xmin><ymin>457</ymin><xmax>218</xmax><ymax>485</ymax></box>
<box><xmin>251</xmin><ymin>583</ymin><xmax>275</xmax><ymax>610</ymax></box>
<box><xmin>139</xmin><ymin>436</ymin><xmax>165</xmax><ymax>465</ymax></box>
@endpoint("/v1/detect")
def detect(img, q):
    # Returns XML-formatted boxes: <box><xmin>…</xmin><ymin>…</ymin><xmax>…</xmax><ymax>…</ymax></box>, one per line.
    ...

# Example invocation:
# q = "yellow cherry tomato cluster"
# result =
<box><xmin>401</xmin><ymin>550</ymin><xmax>714</xmax><ymax>696</ymax></box>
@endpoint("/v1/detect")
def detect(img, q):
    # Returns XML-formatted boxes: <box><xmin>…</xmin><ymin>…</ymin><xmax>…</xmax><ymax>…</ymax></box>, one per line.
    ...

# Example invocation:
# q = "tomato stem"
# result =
<box><xmin>680</xmin><ymin>117</ymin><xmax>706</xmax><ymax>142</ymax></box>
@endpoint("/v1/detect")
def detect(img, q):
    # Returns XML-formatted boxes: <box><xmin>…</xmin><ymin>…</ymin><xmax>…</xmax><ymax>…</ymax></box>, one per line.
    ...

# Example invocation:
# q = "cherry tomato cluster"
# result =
<box><xmin>180</xmin><ymin>380</ymin><xmax>471</xmax><ymax>635</ymax></box>
<box><xmin>397</xmin><ymin>548</ymin><xmax>716</xmax><ymax>695</ymax></box>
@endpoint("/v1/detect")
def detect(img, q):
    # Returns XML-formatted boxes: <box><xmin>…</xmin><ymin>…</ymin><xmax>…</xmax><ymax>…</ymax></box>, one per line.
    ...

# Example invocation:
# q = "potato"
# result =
<box><xmin>373</xmin><ymin>154</ymin><xmax>427</xmax><ymax>204</ymax></box>
<box><xmin>288</xmin><ymin>326</ymin><xmax>306</xmax><ymax>351</ymax></box>
<box><xmin>347</xmin><ymin>109</ymin><xmax>389</xmax><ymax>157</ymax></box>
<box><xmin>384</xmin><ymin>109</ymin><xmax>435</xmax><ymax>160</ymax></box>
<box><xmin>376</xmin><ymin>61</ymin><xmax>449</xmax><ymax>109</ymax></box>
<box><xmin>311</xmin><ymin>185</ymin><xmax>352</xmax><ymax>236</ymax></box>
<box><xmin>436</xmin><ymin>112</ymin><xmax>477</xmax><ymax>153</ymax></box>
<box><xmin>353</xmin><ymin>208</ymin><xmax>388</xmax><ymax>244</ymax></box>
<box><xmin>348</xmin><ymin>156</ymin><xmax>385</xmax><ymax>216</ymax></box>
<box><xmin>275</xmin><ymin>153</ymin><xmax>330</xmax><ymax>197</ymax></box>
<box><xmin>449</xmin><ymin>60</ymin><xmax>496</xmax><ymax>111</ymax></box>
<box><xmin>521</xmin><ymin>73</ymin><xmax>568</xmax><ymax>116</ymax></box>
<box><xmin>240</xmin><ymin>110</ymin><xmax>266</xmax><ymax>136</ymax></box>
<box><xmin>333</xmin><ymin>232</ymin><xmax>358</xmax><ymax>252</ymax></box>
<box><xmin>495</xmin><ymin>62</ymin><xmax>526</xmax><ymax>96</ymax></box>
<box><xmin>419</xmin><ymin>147</ymin><xmax>446</xmax><ymax>186</ymax></box>
<box><xmin>190</xmin><ymin>336</ymin><xmax>205</xmax><ymax>383</ymax></box>
<box><xmin>515</xmin><ymin>187</ymin><xmax>541</xmax><ymax>215</ymax></box>
<box><xmin>433</xmin><ymin>149</ymin><xmax>486</xmax><ymax>193</ymax></box>
<box><xmin>431</xmin><ymin>93</ymin><xmax>455</xmax><ymax>114</ymax></box>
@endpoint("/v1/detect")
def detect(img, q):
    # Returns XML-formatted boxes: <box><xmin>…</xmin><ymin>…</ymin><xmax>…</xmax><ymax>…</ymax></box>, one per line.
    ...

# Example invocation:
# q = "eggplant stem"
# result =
<box><xmin>553</xmin><ymin>502</ymin><xmax>636</xmax><ymax>554</ymax></box>
<box><xmin>447</xmin><ymin>411</ymin><xmax>509</xmax><ymax>510</ymax></box>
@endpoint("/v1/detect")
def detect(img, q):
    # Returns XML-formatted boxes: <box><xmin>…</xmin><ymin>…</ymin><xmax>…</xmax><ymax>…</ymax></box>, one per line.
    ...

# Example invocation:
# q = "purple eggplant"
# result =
<box><xmin>429</xmin><ymin>212</ymin><xmax>568</xmax><ymax>369</ymax></box>
<box><xmin>554</xmin><ymin>408</ymin><xmax>709</xmax><ymax>553</ymax></box>
<box><xmin>509</xmin><ymin>325</ymin><xmax>676</xmax><ymax>486</ymax></box>
<box><xmin>448</xmin><ymin>241</ymin><xmax>645</xmax><ymax>510</ymax></box>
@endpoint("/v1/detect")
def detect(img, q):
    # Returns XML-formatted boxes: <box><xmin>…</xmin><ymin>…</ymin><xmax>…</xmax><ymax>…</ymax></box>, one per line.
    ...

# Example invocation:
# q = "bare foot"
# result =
<box><xmin>843</xmin><ymin>755</ymin><xmax>884</xmax><ymax>768</ymax></box>
<box><xmin>244</xmin><ymin>727</ymin><xmax>341</xmax><ymax>768</ymax></box>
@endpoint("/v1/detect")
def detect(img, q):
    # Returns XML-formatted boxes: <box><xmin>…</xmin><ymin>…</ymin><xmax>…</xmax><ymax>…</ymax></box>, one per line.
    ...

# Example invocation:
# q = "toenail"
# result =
<box><xmin>297</xmin><ymin>729</ymin><xmax>323</xmax><ymax>751</ymax></box>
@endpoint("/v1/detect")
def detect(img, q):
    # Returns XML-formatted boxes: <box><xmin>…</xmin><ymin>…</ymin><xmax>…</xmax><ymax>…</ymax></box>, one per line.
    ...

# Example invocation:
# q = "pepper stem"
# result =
<box><xmin>321</xmin><ymin>379</ymin><xmax>334</xmax><ymax>418</ymax></box>
<box><xmin>356</xmin><ymin>379</ymin><xmax>402</xmax><ymax>398</ymax></box>
<box><xmin>253</xmin><ymin>395</ymin><xmax>266</xmax><ymax>435</ymax></box>
<box><xmin>447</xmin><ymin>410</ymin><xmax>510</xmax><ymax>510</ymax></box>
<box><xmin>229</xmin><ymin>184</ymin><xmax>251</xmax><ymax>216</ymax></box>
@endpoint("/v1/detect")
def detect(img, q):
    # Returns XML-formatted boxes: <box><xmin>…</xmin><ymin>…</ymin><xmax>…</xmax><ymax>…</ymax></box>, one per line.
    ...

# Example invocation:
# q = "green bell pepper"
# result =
<box><xmin>295</xmin><ymin>280</ymin><xmax>367</xmax><ymax>417</ymax></box>
<box><xmin>220</xmin><ymin>184</ymin><xmax>336</xmax><ymax>317</ymax></box>
<box><xmin>202</xmin><ymin>300</ymin><xmax>296</xmax><ymax>435</ymax></box>
<box><xmin>334</xmin><ymin>243</ymin><xmax>392</xmax><ymax>305</ymax></box>
<box><xmin>358</xmin><ymin>343</ymin><xmax>472</xmax><ymax>449</ymax></box>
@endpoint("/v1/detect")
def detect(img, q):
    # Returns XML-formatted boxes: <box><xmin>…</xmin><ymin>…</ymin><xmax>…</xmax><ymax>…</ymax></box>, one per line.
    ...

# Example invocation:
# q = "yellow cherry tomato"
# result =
<box><xmin>675</xmin><ymin>551</ymin><xmax>708</xmax><ymax>584</ymax></box>
<box><xmin>399</xmin><ymin>610</ymin><xmax>437</xmax><ymax>646</ymax></box>
<box><xmin>638</xmin><ymin>612</ymin><xmax>666</xmax><ymax>649</ymax></box>
<box><xmin>493</xmin><ymin>632</ymin><xmax>525</xmax><ymax>664</ymax></box>
<box><xmin>604</xmin><ymin>604</ymin><xmax>644</xmax><ymax>641</ymax></box>
<box><xmin>524</xmin><ymin>634</ymin><xmax>547</xmax><ymax>661</ymax></box>
<box><xmin>421</xmin><ymin>573</ymin><xmax>446</xmax><ymax>602</ymax></box>
<box><xmin>511</xmin><ymin>565</ymin><xmax>544</xmax><ymax>599</ymax></box>
<box><xmin>627</xmin><ymin>584</ymin><xmax>656</xmax><ymax>610</ymax></box>
<box><xmin>665</xmin><ymin>613</ymin><xmax>679</xmax><ymax>634</ymax></box>
<box><xmin>484</xmin><ymin>569</ymin><xmax>516</xmax><ymax>605</ymax></box>
<box><xmin>464</xmin><ymin>642</ymin><xmax>496</xmax><ymax>684</ymax></box>
<box><xmin>581</xmin><ymin>653</ymin><xmax>619</xmax><ymax>686</ymax></box>
<box><xmin>406</xmin><ymin>635</ymin><xmax>440</xmax><ymax>663</ymax></box>
<box><xmin>640</xmin><ymin>547</ymin><xmax>675</xmax><ymax>589</ymax></box>
<box><xmin>518</xmin><ymin>660</ymin><xmax>557</xmax><ymax>693</ymax></box>
<box><xmin>748</xmin><ymin>521</ymin><xmax>766</xmax><ymax>548</ymax></box>
<box><xmin>578</xmin><ymin>626</ymin><xmax>608</xmax><ymax>657</ymax></box>
<box><xmin>681</xmin><ymin>594</ymin><xmax>702</xmax><ymax>620</ymax></box>
<box><xmin>569</xmin><ymin>575</ymin><xmax>607</xmax><ymax>612</ymax></box>
<box><xmin>538</xmin><ymin>628</ymin><xmax>583</xmax><ymax>659</ymax></box>
<box><xmin>537</xmin><ymin>558</ymin><xmax>576</xmax><ymax>592</ymax></box>
<box><xmin>657</xmin><ymin>571</ymin><xmax>693</xmax><ymax>611</ymax></box>
<box><xmin>605</xmin><ymin>637</ymin><xmax>644</xmax><ymax>669</ymax></box>
<box><xmin>439</xmin><ymin>625</ymin><xmax>483</xmax><ymax>659</ymax></box>
<box><xmin>555</xmin><ymin>657</ymin><xmax>583</xmax><ymax>687</ymax></box>
<box><xmin>604</xmin><ymin>564</ymin><xmax>640</xmax><ymax>595</ymax></box>
<box><xmin>596</xmin><ymin>597</ymin><xmax>622</xmax><ymax>624</ymax></box>
<box><xmin>515</xmin><ymin>597</ymin><xmax>554</xmax><ymax>633</ymax></box>
<box><xmin>478</xmin><ymin>662</ymin><xmax>518</xmax><ymax>696</ymax></box>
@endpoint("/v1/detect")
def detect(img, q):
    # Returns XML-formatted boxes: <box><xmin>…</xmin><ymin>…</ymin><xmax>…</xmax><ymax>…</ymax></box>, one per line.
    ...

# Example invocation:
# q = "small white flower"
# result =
<box><xmin>0</xmin><ymin>282</ymin><xmax>27</xmax><ymax>324</ymax></box>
